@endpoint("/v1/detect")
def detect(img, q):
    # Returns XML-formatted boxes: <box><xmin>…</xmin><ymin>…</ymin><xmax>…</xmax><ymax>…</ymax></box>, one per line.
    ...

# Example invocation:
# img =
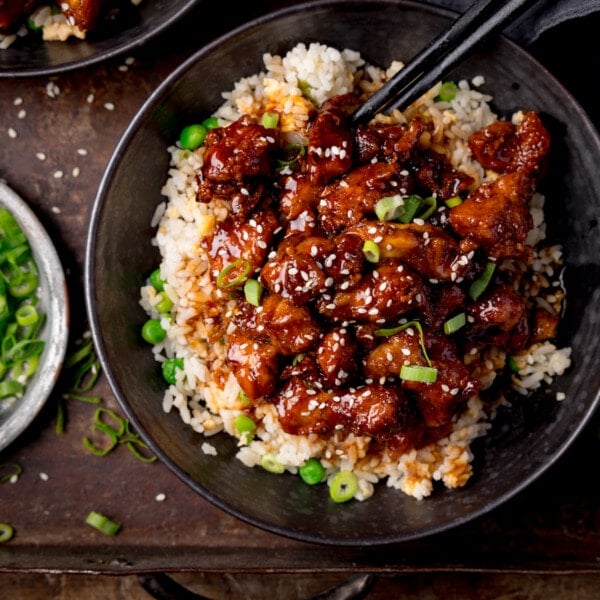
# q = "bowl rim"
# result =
<box><xmin>0</xmin><ymin>181</ymin><xmax>70</xmax><ymax>452</ymax></box>
<box><xmin>85</xmin><ymin>0</ymin><xmax>600</xmax><ymax>546</ymax></box>
<box><xmin>0</xmin><ymin>0</ymin><xmax>201</xmax><ymax>79</ymax></box>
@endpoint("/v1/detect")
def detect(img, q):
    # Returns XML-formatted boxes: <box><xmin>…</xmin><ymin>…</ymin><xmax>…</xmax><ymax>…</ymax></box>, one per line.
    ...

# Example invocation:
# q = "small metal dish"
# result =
<box><xmin>0</xmin><ymin>181</ymin><xmax>69</xmax><ymax>452</ymax></box>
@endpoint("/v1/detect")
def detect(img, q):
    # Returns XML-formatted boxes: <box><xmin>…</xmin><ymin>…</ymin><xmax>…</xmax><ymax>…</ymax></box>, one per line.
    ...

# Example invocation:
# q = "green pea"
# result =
<box><xmin>329</xmin><ymin>471</ymin><xmax>358</xmax><ymax>503</ymax></box>
<box><xmin>141</xmin><ymin>319</ymin><xmax>166</xmax><ymax>344</ymax></box>
<box><xmin>234</xmin><ymin>414</ymin><xmax>256</xmax><ymax>442</ymax></box>
<box><xmin>149</xmin><ymin>268</ymin><xmax>166</xmax><ymax>292</ymax></box>
<box><xmin>202</xmin><ymin>117</ymin><xmax>220</xmax><ymax>131</ymax></box>
<box><xmin>179</xmin><ymin>124</ymin><xmax>207</xmax><ymax>150</ymax></box>
<box><xmin>162</xmin><ymin>357</ymin><xmax>184</xmax><ymax>385</ymax></box>
<box><xmin>299</xmin><ymin>458</ymin><xmax>325</xmax><ymax>485</ymax></box>
<box><xmin>155</xmin><ymin>292</ymin><xmax>173</xmax><ymax>313</ymax></box>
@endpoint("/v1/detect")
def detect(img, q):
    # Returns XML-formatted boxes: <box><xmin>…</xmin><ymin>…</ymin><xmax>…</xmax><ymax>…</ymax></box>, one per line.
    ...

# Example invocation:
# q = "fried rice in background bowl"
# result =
<box><xmin>0</xmin><ymin>0</ymin><xmax>200</xmax><ymax>77</ymax></box>
<box><xmin>85</xmin><ymin>0</ymin><xmax>600</xmax><ymax>545</ymax></box>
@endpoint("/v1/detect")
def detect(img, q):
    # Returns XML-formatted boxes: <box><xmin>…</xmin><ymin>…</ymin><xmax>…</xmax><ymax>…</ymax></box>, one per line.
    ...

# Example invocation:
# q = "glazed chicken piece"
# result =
<box><xmin>317</xmin><ymin>260</ymin><xmax>426</xmax><ymax>323</ymax></box>
<box><xmin>466</xmin><ymin>283</ymin><xmax>530</xmax><ymax>351</ymax></box>
<box><xmin>317</xmin><ymin>161</ymin><xmax>413</xmax><ymax>234</ymax></box>
<box><xmin>448</xmin><ymin>170</ymin><xmax>535</xmax><ymax>260</ymax></box>
<box><xmin>274</xmin><ymin>374</ymin><xmax>411</xmax><ymax>439</ymax></box>
<box><xmin>203</xmin><ymin>208</ymin><xmax>280</xmax><ymax>282</ymax></box>
<box><xmin>355</xmin><ymin>118</ymin><xmax>426</xmax><ymax>164</ymax></box>
<box><xmin>0</xmin><ymin>0</ymin><xmax>38</xmax><ymax>30</ymax></box>
<box><xmin>468</xmin><ymin>111</ymin><xmax>551</xmax><ymax>176</ymax></box>
<box><xmin>227</xmin><ymin>294</ymin><xmax>321</xmax><ymax>399</ymax></box>
<box><xmin>305</xmin><ymin>94</ymin><xmax>355</xmax><ymax>186</ymax></box>
<box><xmin>346</xmin><ymin>220</ymin><xmax>470</xmax><ymax>281</ymax></box>
<box><xmin>61</xmin><ymin>0</ymin><xmax>104</xmax><ymax>31</ymax></box>
<box><xmin>260</xmin><ymin>233</ymin><xmax>333</xmax><ymax>305</ymax></box>
<box><xmin>315</xmin><ymin>326</ymin><xmax>359</xmax><ymax>388</ymax></box>
<box><xmin>197</xmin><ymin>115</ymin><xmax>280</xmax><ymax>218</ymax></box>
<box><xmin>364</xmin><ymin>326</ymin><xmax>479</xmax><ymax>427</ymax></box>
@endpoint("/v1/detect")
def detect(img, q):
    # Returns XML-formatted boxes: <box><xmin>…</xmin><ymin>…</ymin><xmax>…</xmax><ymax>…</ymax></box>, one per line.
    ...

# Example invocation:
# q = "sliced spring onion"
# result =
<box><xmin>329</xmin><ymin>471</ymin><xmax>358</xmax><ymax>503</ymax></box>
<box><xmin>234</xmin><ymin>413</ymin><xmax>256</xmax><ymax>442</ymax></box>
<box><xmin>297</xmin><ymin>79</ymin><xmax>316</xmax><ymax>103</ymax></box>
<box><xmin>417</xmin><ymin>196</ymin><xmax>437</xmax><ymax>220</ymax></box>
<box><xmin>239</xmin><ymin>389</ymin><xmax>250</xmax><ymax>405</ymax></box>
<box><xmin>374</xmin><ymin>320</ymin><xmax>433</xmax><ymax>366</ymax></box>
<box><xmin>437</xmin><ymin>81</ymin><xmax>458</xmax><ymax>102</ymax></box>
<box><xmin>15</xmin><ymin>304</ymin><xmax>38</xmax><ymax>327</ymax></box>
<box><xmin>216</xmin><ymin>258</ymin><xmax>251</xmax><ymax>289</ymax></box>
<box><xmin>469</xmin><ymin>261</ymin><xmax>496</xmax><ymax>301</ymax></box>
<box><xmin>85</xmin><ymin>511</ymin><xmax>121</xmax><ymax>536</ymax></box>
<box><xmin>0</xmin><ymin>462</ymin><xmax>22</xmax><ymax>484</ymax></box>
<box><xmin>443</xmin><ymin>312</ymin><xmax>466</xmax><ymax>335</ymax></box>
<box><xmin>154</xmin><ymin>292</ymin><xmax>173</xmax><ymax>314</ymax></box>
<box><xmin>362</xmin><ymin>240</ymin><xmax>380</xmax><ymax>263</ymax></box>
<box><xmin>507</xmin><ymin>355</ymin><xmax>521</xmax><ymax>374</ymax></box>
<box><xmin>445</xmin><ymin>195</ymin><xmax>463</xmax><ymax>208</ymax></box>
<box><xmin>276</xmin><ymin>144</ymin><xmax>306</xmax><ymax>170</ymax></box>
<box><xmin>261</xmin><ymin>112</ymin><xmax>279</xmax><ymax>128</ymax></box>
<box><xmin>0</xmin><ymin>523</ymin><xmax>14</xmax><ymax>543</ymax></box>
<box><xmin>375</xmin><ymin>195</ymin><xmax>405</xmax><ymax>221</ymax></box>
<box><xmin>299</xmin><ymin>458</ymin><xmax>326</xmax><ymax>485</ymax></box>
<box><xmin>244</xmin><ymin>278</ymin><xmax>263</xmax><ymax>306</ymax></box>
<box><xmin>261</xmin><ymin>453</ymin><xmax>285</xmax><ymax>474</ymax></box>
<box><xmin>123</xmin><ymin>439</ymin><xmax>157</xmax><ymax>463</ymax></box>
<box><xmin>400</xmin><ymin>364</ymin><xmax>438</xmax><ymax>383</ymax></box>
<box><xmin>0</xmin><ymin>380</ymin><xmax>24</xmax><ymax>399</ymax></box>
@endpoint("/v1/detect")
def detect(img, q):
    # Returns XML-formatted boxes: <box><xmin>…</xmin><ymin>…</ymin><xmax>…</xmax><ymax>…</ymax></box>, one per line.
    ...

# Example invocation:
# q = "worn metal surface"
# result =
<box><xmin>0</xmin><ymin>0</ymin><xmax>599</xmax><ymax>575</ymax></box>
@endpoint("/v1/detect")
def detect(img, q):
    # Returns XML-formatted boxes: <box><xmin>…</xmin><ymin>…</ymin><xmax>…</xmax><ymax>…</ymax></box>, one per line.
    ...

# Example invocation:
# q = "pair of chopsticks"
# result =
<box><xmin>351</xmin><ymin>0</ymin><xmax>538</xmax><ymax>123</ymax></box>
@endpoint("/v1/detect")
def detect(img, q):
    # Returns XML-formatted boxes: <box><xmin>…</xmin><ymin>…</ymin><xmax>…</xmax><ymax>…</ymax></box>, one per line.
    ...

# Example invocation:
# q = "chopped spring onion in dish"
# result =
<box><xmin>0</xmin><ymin>207</ymin><xmax>45</xmax><ymax>401</ymax></box>
<box><xmin>0</xmin><ymin>523</ymin><xmax>14</xmax><ymax>543</ymax></box>
<box><xmin>85</xmin><ymin>511</ymin><xmax>121</xmax><ymax>536</ymax></box>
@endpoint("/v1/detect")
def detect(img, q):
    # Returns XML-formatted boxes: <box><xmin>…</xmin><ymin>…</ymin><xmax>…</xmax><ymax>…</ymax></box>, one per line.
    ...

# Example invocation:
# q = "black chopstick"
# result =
<box><xmin>351</xmin><ymin>0</ymin><xmax>538</xmax><ymax>124</ymax></box>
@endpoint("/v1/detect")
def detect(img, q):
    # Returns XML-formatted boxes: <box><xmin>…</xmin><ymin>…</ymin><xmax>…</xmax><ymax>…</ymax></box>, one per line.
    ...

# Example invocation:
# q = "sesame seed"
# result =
<box><xmin>104</xmin><ymin>102</ymin><xmax>115</xmax><ymax>111</ymax></box>
<box><xmin>72</xmin><ymin>167</ymin><xmax>80</xmax><ymax>178</ymax></box>
<box><xmin>51</xmin><ymin>206</ymin><xmax>61</xmax><ymax>214</ymax></box>
<box><xmin>86</xmin><ymin>93</ymin><xmax>95</xmax><ymax>104</ymax></box>
<box><xmin>13</xmin><ymin>97</ymin><xmax>23</xmax><ymax>106</ymax></box>
<box><xmin>155</xmin><ymin>493</ymin><xmax>166</xmax><ymax>502</ymax></box>
<box><xmin>77</xmin><ymin>148</ymin><xmax>88</xmax><ymax>156</ymax></box>
<box><xmin>39</xmin><ymin>472</ymin><xmax>49</xmax><ymax>481</ymax></box>
<box><xmin>53</xmin><ymin>170</ymin><xmax>63</xmax><ymax>179</ymax></box>
<box><xmin>17</xmin><ymin>109</ymin><xmax>26</xmax><ymax>119</ymax></box>
<box><xmin>7</xmin><ymin>128</ymin><xmax>17</xmax><ymax>139</ymax></box>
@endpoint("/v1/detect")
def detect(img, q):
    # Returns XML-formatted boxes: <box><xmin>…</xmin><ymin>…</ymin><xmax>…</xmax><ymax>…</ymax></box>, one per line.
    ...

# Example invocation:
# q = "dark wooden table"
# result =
<box><xmin>1</xmin><ymin>1</ymin><xmax>599</xmax><ymax>593</ymax></box>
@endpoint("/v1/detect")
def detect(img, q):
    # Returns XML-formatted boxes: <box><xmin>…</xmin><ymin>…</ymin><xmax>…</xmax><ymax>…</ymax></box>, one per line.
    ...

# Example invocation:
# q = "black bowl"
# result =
<box><xmin>0</xmin><ymin>0</ymin><xmax>200</xmax><ymax>78</ymax></box>
<box><xmin>85</xmin><ymin>0</ymin><xmax>600</xmax><ymax>545</ymax></box>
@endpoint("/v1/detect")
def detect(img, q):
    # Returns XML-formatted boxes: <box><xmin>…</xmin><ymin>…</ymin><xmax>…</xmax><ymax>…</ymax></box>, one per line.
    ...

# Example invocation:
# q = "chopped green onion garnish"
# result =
<box><xmin>400</xmin><ymin>364</ymin><xmax>438</xmax><ymax>383</ymax></box>
<box><xmin>507</xmin><ymin>355</ymin><xmax>520</xmax><ymax>374</ymax></box>
<box><xmin>0</xmin><ymin>523</ymin><xmax>14</xmax><ymax>543</ymax></box>
<box><xmin>375</xmin><ymin>195</ymin><xmax>405</xmax><ymax>221</ymax></box>
<box><xmin>299</xmin><ymin>458</ymin><xmax>326</xmax><ymax>485</ymax></box>
<box><xmin>261</xmin><ymin>453</ymin><xmax>285</xmax><ymax>474</ymax></box>
<box><xmin>443</xmin><ymin>312</ymin><xmax>466</xmax><ymax>335</ymax></box>
<box><xmin>0</xmin><ymin>380</ymin><xmax>24</xmax><ymax>399</ymax></box>
<box><xmin>15</xmin><ymin>304</ymin><xmax>38</xmax><ymax>327</ymax></box>
<box><xmin>0</xmin><ymin>462</ymin><xmax>22</xmax><ymax>484</ymax></box>
<box><xmin>445</xmin><ymin>196</ymin><xmax>463</xmax><ymax>208</ymax></box>
<box><xmin>417</xmin><ymin>196</ymin><xmax>437</xmax><ymax>220</ymax></box>
<box><xmin>297</xmin><ymin>79</ymin><xmax>316</xmax><ymax>103</ymax></box>
<box><xmin>362</xmin><ymin>240</ymin><xmax>380</xmax><ymax>263</ymax></box>
<box><xmin>234</xmin><ymin>413</ymin><xmax>256</xmax><ymax>442</ymax></box>
<box><xmin>329</xmin><ymin>471</ymin><xmax>358</xmax><ymax>503</ymax></box>
<box><xmin>261</xmin><ymin>112</ymin><xmax>279</xmax><ymax>128</ymax></box>
<box><xmin>239</xmin><ymin>389</ymin><xmax>250</xmax><ymax>405</ymax></box>
<box><xmin>244</xmin><ymin>278</ymin><xmax>263</xmax><ymax>306</ymax></box>
<box><xmin>469</xmin><ymin>261</ymin><xmax>496</xmax><ymax>301</ymax></box>
<box><xmin>437</xmin><ymin>81</ymin><xmax>458</xmax><ymax>102</ymax></box>
<box><xmin>154</xmin><ymin>292</ymin><xmax>173</xmax><ymax>313</ymax></box>
<box><xmin>277</xmin><ymin>144</ymin><xmax>306</xmax><ymax>170</ymax></box>
<box><xmin>374</xmin><ymin>320</ymin><xmax>432</xmax><ymax>366</ymax></box>
<box><xmin>85</xmin><ymin>511</ymin><xmax>121</xmax><ymax>536</ymax></box>
<box><xmin>216</xmin><ymin>258</ymin><xmax>251</xmax><ymax>289</ymax></box>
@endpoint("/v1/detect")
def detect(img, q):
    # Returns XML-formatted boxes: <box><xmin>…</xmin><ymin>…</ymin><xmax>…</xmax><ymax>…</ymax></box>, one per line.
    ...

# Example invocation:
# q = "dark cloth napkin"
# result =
<box><xmin>430</xmin><ymin>0</ymin><xmax>600</xmax><ymax>45</ymax></box>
